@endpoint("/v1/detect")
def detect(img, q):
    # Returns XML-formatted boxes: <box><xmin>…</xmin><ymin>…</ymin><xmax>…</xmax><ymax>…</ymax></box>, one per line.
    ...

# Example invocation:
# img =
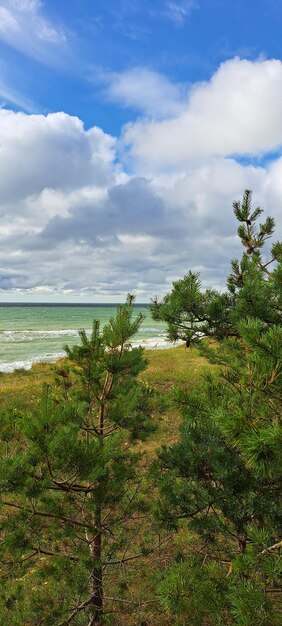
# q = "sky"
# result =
<box><xmin>0</xmin><ymin>0</ymin><xmax>282</xmax><ymax>302</ymax></box>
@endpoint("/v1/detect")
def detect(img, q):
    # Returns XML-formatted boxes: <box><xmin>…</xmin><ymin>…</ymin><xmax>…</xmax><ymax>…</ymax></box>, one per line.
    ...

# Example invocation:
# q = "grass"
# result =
<box><xmin>0</xmin><ymin>344</ymin><xmax>207</xmax><ymax>412</ymax></box>
<box><xmin>141</xmin><ymin>344</ymin><xmax>208</xmax><ymax>389</ymax></box>
<box><xmin>0</xmin><ymin>362</ymin><xmax>53</xmax><ymax>413</ymax></box>
<box><xmin>0</xmin><ymin>344</ymin><xmax>209</xmax><ymax>457</ymax></box>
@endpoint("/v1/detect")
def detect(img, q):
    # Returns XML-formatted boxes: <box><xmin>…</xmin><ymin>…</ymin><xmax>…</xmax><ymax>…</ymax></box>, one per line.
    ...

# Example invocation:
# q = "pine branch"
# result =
<box><xmin>1</xmin><ymin>501</ymin><xmax>96</xmax><ymax>531</ymax></box>
<box><xmin>261</xmin><ymin>540</ymin><xmax>282</xmax><ymax>555</ymax></box>
<box><xmin>105</xmin><ymin>534</ymin><xmax>172</xmax><ymax>566</ymax></box>
<box><xmin>58</xmin><ymin>594</ymin><xmax>96</xmax><ymax>626</ymax></box>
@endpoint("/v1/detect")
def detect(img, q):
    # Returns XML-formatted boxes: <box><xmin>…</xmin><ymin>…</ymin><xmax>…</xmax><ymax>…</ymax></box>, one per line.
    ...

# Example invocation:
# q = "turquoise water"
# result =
<box><xmin>0</xmin><ymin>305</ymin><xmax>168</xmax><ymax>372</ymax></box>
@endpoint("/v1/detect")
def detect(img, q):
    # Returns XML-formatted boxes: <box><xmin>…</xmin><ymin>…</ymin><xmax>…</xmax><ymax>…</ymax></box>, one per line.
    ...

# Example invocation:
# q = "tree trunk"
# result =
<box><xmin>89</xmin><ymin>507</ymin><xmax>103</xmax><ymax>625</ymax></box>
<box><xmin>88</xmin><ymin>388</ymin><xmax>106</xmax><ymax>624</ymax></box>
<box><xmin>238</xmin><ymin>530</ymin><xmax>247</xmax><ymax>554</ymax></box>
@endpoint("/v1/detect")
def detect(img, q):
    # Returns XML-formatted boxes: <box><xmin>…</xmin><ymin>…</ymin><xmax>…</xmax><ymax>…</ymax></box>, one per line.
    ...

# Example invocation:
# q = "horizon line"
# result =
<box><xmin>0</xmin><ymin>302</ymin><xmax>151</xmax><ymax>306</ymax></box>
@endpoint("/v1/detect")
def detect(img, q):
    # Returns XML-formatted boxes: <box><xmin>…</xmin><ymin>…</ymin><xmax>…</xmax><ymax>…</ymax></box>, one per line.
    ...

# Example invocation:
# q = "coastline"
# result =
<box><xmin>0</xmin><ymin>304</ymin><xmax>170</xmax><ymax>373</ymax></box>
<box><xmin>0</xmin><ymin>337</ymin><xmax>180</xmax><ymax>373</ymax></box>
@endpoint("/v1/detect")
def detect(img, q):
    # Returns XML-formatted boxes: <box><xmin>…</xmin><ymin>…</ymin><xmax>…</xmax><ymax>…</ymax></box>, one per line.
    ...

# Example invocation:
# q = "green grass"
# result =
<box><xmin>141</xmin><ymin>344</ymin><xmax>208</xmax><ymax>388</ymax></box>
<box><xmin>0</xmin><ymin>345</ymin><xmax>207</xmax><ymax>409</ymax></box>
<box><xmin>0</xmin><ymin>345</ymin><xmax>208</xmax><ymax>416</ymax></box>
<box><xmin>0</xmin><ymin>345</ymin><xmax>209</xmax><ymax>453</ymax></box>
<box><xmin>0</xmin><ymin>362</ymin><xmax>54</xmax><ymax>413</ymax></box>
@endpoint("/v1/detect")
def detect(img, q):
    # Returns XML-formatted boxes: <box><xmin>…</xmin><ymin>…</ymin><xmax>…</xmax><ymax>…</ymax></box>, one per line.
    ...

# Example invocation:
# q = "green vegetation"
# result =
<box><xmin>0</xmin><ymin>296</ymin><xmax>157</xmax><ymax>625</ymax></box>
<box><xmin>0</xmin><ymin>191</ymin><xmax>281</xmax><ymax>625</ymax></box>
<box><xmin>153</xmin><ymin>190</ymin><xmax>282</xmax><ymax>625</ymax></box>
<box><xmin>151</xmin><ymin>189</ymin><xmax>282</xmax><ymax>345</ymax></box>
<box><xmin>0</xmin><ymin>345</ymin><xmax>205</xmax><ymax>626</ymax></box>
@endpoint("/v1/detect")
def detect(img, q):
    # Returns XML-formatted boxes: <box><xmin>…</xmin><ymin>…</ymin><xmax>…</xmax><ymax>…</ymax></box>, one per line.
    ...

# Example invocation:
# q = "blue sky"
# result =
<box><xmin>0</xmin><ymin>0</ymin><xmax>282</xmax><ymax>301</ymax></box>
<box><xmin>1</xmin><ymin>0</ymin><xmax>281</xmax><ymax>131</ymax></box>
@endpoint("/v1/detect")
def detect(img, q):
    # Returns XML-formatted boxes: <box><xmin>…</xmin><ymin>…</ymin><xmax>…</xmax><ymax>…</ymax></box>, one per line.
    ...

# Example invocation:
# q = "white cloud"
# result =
<box><xmin>0</xmin><ymin>0</ymin><xmax>67</xmax><ymax>63</ymax></box>
<box><xmin>0</xmin><ymin>73</ymin><xmax>36</xmax><ymax>111</ymax></box>
<box><xmin>0</xmin><ymin>6</ymin><xmax>18</xmax><ymax>32</ymax></box>
<box><xmin>0</xmin><ymin>109</ymin><xmax>116</xmax><ymax>207</ymax></box>
<box><xmin>0</xmin><ymin>116</ymin><xmax>281</xmax><ymax>300</ymax></box>
<box><xmin>8</xmin><ymin>0</ymin><xmax>42</xmax><ymax>12</ymax></box>
<box><xmin>101</xmin><ymin>67</ymin><xmax>186</xmax><ymax>118</ymax></box>
<box><xmin>162</xmin><ymin>1</ymin><xmax>198</xmax><ymax>25</ymax></box>
<box><xmin>121</xmin><ymin>58</ymin><xmax>282</xmax><ymax>174</ymax></box>
<box><xmin>1</xmin><ymin>57</ymin><xmax>282</xmax><ymax>300</ymax></box>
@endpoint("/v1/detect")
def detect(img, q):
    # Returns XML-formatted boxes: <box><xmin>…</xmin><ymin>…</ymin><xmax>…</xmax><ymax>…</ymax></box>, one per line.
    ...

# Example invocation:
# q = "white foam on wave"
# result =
<box><xmin>0</xmin><ymin>351</ymin><xmax>65</xmax><ymax>373</ymax></box>
<box><xmin>138</xmin><ymin>326</ymin><xmax>167</xmax><ymax>336</ymax></box>
<box><xmin>0</xmin><ymin>338</ymin><xmax>179</xmax><ymax>372</ymax></box>
<box><xmin>132</xmin><ymin>337</ymin><xmax>177</xmax><ymax>349</ymax></box>
<box><xmin>1</xmin><ymin>327</ymin><xmax>167</xmax><ymax>341</ymax></box>
<box><xmin>0</xmin><ymin>329</ymin><xmax>81</xmax><ymax>341</ymax></box>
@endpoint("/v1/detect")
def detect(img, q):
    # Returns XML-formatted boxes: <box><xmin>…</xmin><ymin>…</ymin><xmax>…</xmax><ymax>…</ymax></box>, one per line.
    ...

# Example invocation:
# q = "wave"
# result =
<box><xmin>0</xmin><ymin>337</ymin><xmax>179</xmax><ymax>373</ymax></box>
<box><xmin>137</xmin><ymin>326</ymin><xmax>167</xmax><ymax>336</ymax></box>
<box><xmin>0</xmin><ymin>326</ymin><xmax>167</xmax><ymax>342</ymax></box>
<box><xmin>0</xmin><ymin>329</ymin><xmax>81</xmax><ymax>341</ymax></box>
<box><xmin>0</xmin><ymin>351</ymin><xmax>65</xmax><ymax>373</ymax></box>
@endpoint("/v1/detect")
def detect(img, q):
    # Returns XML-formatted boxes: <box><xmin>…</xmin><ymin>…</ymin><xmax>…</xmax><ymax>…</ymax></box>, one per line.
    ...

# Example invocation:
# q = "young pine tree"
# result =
<box><xmin>0</xmin><ymin>295</ymin><xmax>154</xmax><ymax>626</ymax></box>
<box><xmin>151</xmin><ymin>190</ymin><xmax>282</xmax><ymax>345</ymax></box>
<box><xmin>154</xmin><ymin>191</ymin><xmax>282</xmax><ymax>625</ymax></box>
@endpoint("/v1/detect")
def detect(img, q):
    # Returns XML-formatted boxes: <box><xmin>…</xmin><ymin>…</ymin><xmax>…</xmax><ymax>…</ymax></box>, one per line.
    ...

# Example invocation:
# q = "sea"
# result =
<box><xmin>0</xmin><ymin>304</ymin><xmax>170</xmax><ymax>373</ymax></box>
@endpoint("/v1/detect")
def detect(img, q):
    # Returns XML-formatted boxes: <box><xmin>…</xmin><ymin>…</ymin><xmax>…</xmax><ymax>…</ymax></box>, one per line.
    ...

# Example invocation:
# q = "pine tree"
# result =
<box><xmin>151</xmin><ymin>190</ymin><xmax>282</xmax><ymax>345</ymax></box>
<box><xmin>0</xmin><ymin>295</ymin><xmax>154</xmax><ymax>626</ymax></box>
<box><xmin>154</xmin><ymin>192</ymin><xmax>282</xmax><ymax>625</ymax></box>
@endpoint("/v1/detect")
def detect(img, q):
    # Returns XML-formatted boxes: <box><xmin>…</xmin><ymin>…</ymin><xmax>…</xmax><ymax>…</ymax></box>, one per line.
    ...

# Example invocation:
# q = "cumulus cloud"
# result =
<box><xmin>0</xmin><ymin>109</ymin><xmax>116</xmax><ymax>208</ymax></box>
<box><xmin>122</xmin><ymin>58</ymin><xmax>282</xmax><ymax>174</ymax></box>
<box><xmin>1</xmin><ymin>57</ymin><xmax>282</xmax><ymax>301</ymax></box>
<box><xmin>24</xmin><ymin>177</ymin><xmax>184</xmax><ymax>254</ymax></box>
<box><xmin>101</xmin><ymin>67</ymin><xmax>186</xmax><ymax>118</ymax></box>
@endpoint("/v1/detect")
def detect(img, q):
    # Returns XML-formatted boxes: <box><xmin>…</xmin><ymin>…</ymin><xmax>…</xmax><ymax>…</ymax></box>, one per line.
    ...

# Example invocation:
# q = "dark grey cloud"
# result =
<box><xmin>24</xmin><ymin>177</ymin><xmax>184</xmax><ymax>250</ymax></box>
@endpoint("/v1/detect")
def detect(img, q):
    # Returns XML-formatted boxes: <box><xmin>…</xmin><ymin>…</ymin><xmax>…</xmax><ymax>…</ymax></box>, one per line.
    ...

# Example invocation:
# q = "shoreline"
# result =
<box><xmin>0</xmin><ymin>339</ymin><xmax>181</xmax><ymax>374</ymax></box>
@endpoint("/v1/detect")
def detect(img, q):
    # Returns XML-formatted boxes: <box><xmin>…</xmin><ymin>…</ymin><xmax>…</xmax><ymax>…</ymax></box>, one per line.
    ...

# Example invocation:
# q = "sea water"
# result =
<box><xmin>0</xmin><ymin>304</ymin><xmax>169</xmax><ymax>372</ymax></box>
